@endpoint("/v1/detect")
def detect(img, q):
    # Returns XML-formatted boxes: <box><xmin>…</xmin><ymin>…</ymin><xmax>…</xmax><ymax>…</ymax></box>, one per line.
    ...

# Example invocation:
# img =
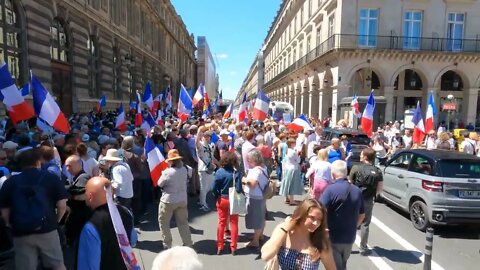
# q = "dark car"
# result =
<box><xmin>379</xmin><ymin>149</ymin><xmax>480</xmax><ymax>231</ymax></box>
<box><xmin>320</xmin><ymin>128</ymin><xmax>371</xmax><ymax>166</ymax></box>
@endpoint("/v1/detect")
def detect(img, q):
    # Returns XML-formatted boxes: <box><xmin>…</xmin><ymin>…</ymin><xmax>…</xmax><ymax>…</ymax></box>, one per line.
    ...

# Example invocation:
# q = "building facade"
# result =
<box><xmin>253</xmin><ymin>0</ymin><xmax>480</xmax><ymax>127</ymax></box>
<box><xmin>197</xmin><ymin>36</ymin><xmax>219</xmax><ymax>98</ymax></box>
<box><xmin>1</xmin><ymin>0</ymin><xmax>196</xmax><ymax>114</ymax></box>
<box><xmin>237</xmin><ymin>51</ymin><xmax>264</xmax><ymax>106</ymax></box>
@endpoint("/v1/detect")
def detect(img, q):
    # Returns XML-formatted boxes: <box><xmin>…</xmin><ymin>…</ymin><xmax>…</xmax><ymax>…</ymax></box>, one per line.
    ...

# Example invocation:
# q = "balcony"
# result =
<box><xmin>264</xmin><ymin>34</ymin><xmax>480</xmax><ymax>89</ymax></box>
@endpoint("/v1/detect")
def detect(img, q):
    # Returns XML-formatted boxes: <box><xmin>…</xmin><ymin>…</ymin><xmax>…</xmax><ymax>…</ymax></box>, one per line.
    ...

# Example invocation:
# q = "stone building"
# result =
<box><xmin>197</xmin><ymin>36</ymin><xmax>219</xmax><ymax>98</ymax></box>
<box><xmin>243</xmin><ymin>0</ymin><xmax>480</xmax><ymax>127</ymax></box>
<box><xmin>1</xmin><ymin>0</ymin><xmax>196</xmax><ymax>114</ymax></box>
<box><xmin>237</xmin><ymin>51</ymin><xmax>264</xmax><ymax>106</ymax></box>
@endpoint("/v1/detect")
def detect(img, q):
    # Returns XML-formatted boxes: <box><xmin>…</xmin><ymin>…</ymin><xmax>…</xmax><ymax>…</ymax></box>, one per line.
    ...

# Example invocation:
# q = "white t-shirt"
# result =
<box><xmin>82</xmin><ymin>157</ymin><xmax>98</xmax><ymax>177</ymax></box>
<box><xmin>111</xmin><ymin>162</ymin><xmax>134</xmax><ymax>199</ymax></box>
<box><xmin>403</xmin><ymin>135</ymin><xmax>413</xmax><ymax>149</ymax></box>
<box><xmin>305</xmin><ymin>160</ymin><xmax>332</xmax><ymax>182</ymax></box>
<box><xmin>243</xmin><ymin>166</ymin><xmax>269</xmax><ymax>199</ymax></box>
<box><xmin>461</xmin><ymin>139</ymin><xmax>476</xmax><ymax>155</ymax></box>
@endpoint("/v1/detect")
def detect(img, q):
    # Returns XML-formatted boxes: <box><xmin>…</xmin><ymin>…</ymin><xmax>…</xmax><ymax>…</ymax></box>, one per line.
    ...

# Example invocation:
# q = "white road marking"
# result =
<box><xmin>371</xmin><ymin>216</ymin><xmax>445</xmax><ymax>270</ymax></box>
<box><xmin>355</xmin><ymin>234</ymin><xmax>393</xmax><ymax>270</ymax></box>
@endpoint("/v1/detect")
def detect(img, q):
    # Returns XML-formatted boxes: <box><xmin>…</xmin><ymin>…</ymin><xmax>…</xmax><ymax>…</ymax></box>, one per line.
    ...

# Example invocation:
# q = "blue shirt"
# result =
<box><xmin>328</xmin><ymin>148</ymin><xmax>342</xmax><ymax>163</ymax></box>
<box><xmin>211</xmin><ymin>166</ymin><xmax>243</xmax><ymax>198</ymax></box>
<box><xmin>320</xmin><ymin>179</ymin><xmax>364</xmax><ymax>244</ymax></box>
<box><xmin>77</xmin><ymin>221</ymin><xmax>138</xmax><ymax>270</ymax></box>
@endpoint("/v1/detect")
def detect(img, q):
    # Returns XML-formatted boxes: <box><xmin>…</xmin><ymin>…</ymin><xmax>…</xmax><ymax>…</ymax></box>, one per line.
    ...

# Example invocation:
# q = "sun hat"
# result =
<box><xmin>166</xmin><ymin>149</ymin><xmax>183</xmax><ymax>162</ymax></box>
<box><xmin>102</xmin><ymin>149</ymin><xmax>122</xmax><ymax>161</ymax></box>
<box><xmin>220</xmin><ymin>129</ymin><xmax>229</xmax><ymax>136</ymax></box>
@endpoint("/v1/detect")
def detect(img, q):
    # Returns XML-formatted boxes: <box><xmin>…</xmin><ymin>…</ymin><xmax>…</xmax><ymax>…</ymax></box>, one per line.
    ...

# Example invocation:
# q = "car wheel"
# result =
<box><xmin>409</xmin><ymin>200</ymin><xmax>430</xmax><ymax>231</ymax></box>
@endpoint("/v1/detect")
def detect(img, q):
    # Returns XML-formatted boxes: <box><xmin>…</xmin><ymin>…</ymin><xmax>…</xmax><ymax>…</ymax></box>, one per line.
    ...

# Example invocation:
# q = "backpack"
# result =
<box><xmin>352</xmin><ymin>164</ymin><xmax>382</xmax><ymax>198</ymax></box>
<box><xmin>257</xmin><ymin>167</ymin><xmax>277</xmax><ymax>200</ymax></box>
<box><xmin>11</xmin><ymin>172</ymin><xmax>51</xmax><ymax>234</ymax></box>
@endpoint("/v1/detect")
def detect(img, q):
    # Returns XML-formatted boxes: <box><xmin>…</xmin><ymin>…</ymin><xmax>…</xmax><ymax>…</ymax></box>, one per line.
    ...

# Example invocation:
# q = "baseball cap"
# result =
<box><xmin>81</xmin><ymin>134</ymin><xmax>90</xmax><ymax>142</ymax></box>
<box><xmin>3</xmin><ymin>141</ymin><xmax>18</xmax><ymax>150</ymax></box>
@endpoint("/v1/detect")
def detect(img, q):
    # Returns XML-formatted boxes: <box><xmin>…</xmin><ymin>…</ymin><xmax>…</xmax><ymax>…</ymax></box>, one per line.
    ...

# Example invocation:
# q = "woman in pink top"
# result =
<box><xmin>305</xmin><ymin>149</ymin><xmax>332</xmax><ymax>200</ymax></box>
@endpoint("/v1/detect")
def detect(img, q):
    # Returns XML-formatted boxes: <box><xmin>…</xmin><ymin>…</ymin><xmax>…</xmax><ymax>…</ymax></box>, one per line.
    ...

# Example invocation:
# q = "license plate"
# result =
<box><xmin>458</xmin><ymin>190</ymin><xmax>480</xmax><ymax>198</ymax></box>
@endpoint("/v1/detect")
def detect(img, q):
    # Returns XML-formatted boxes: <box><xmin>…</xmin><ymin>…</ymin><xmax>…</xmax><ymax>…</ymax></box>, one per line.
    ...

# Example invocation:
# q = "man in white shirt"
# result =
<box><xmin>403</xmin><ymin>129</ymin><xmax>413</xmax><ymax>149</ymax></box>
<box><xmin>264</xmin><ymin>125</ymin><xmax>276</xmax><ymax>148</ymax></box>
<box><xmin>103</xmin><ymin>149</ymin><xmax>134</xmax><ymax>210</ymax></box>
<box><xmin>460</xmin><ymin>131</ymin><xmax>476</xmax><ymax>155</ymax></box>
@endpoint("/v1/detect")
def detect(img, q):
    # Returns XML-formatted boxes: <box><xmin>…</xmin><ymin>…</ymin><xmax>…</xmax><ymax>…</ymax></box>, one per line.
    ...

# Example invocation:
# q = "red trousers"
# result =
<box><xmin>216</xmin><ymin>197</ymin><xmax>239</xmax><ymax>250</ymax></box>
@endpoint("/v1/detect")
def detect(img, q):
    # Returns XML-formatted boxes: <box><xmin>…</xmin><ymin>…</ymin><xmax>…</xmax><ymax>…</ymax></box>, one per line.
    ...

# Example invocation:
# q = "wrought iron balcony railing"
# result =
<box><xmin>264</xmin><ymin>34</ymin><xmax>480</xmax><ymax>89</ymax></box>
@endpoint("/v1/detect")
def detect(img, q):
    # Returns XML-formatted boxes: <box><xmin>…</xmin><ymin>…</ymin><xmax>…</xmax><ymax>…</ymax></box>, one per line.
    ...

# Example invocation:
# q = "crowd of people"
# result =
<box><xmin>0</xmin><ymin>107</ymin><xmax>477</xmax><ymax>270</ymax></box>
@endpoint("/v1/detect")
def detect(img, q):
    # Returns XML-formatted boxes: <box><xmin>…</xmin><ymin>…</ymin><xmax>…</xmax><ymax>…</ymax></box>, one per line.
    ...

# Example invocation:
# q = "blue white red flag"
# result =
<box><xmin>30</xmin><ymin>71</ymin><xmax>69</xmax><ymax>133</ymax></box>
<box><xmin>192</xmin><ymin>83</ymin><xmax>204</xmax><ymax>107</ymax></box>
<box><xmin>115</xmin><ymin>104</ymin><xmax>127</xmax><ymax>132</ymax></box>
<box><xmin>141</xmin><ymin>112</ymin><xmax>156</xmax><ymax>136</ymax></box>
<box><xmin>223</xmin><ymin>103</ymin><xmax>234</xmax><ymax>119</ymax></box>
<box><xmin>145</xmin><ymin>136</ymin><xmax>168</xmax><ymax>187</ymax></box>
<box><xmin>237</xmin><ymin>92</ymin><xmax>247</xmax><ymax>122</ymax></box>
<box><xmin>228</xmin><ymin>132</ymin><xmax>235</xmax><ymax>152</ymax></box>
<box><xmin>252</xmin><ymin>90</ymin><xmax>270</xmax><ymax>121</ymax></box>
<box><xmin>143</xmin><ymin>82</ymin><xmax>153</xmax><ymax>109</ymax></box>
<box><xmin>20</xmin><ymin>83</ymin><xmax>30</xmax><ymax>96</ymax></box>
<box><xmin>412</xmin><ymin>101</ymin><xmax>426</xmax><ymax>144</ymax></box>
<box><xmin>425</xmin><ymin>91</ymin><xmax>436</xmax><ymax>133</ymax></box>
<box><xmin>135</xmin><ymin>91</ymin><xmax>142</xmax><ymax>127</ymax></box>
<box><xmin>177</xmin><ymin>84</ymin><xmax>193</xmax><ymax>122</ymax></box>
<box><xmin>361</xmin><ymin>90</ymin><xmax>375</xmax><ymax>138</ymax></box>
<box><xmin>97</xmin><ymin>95</ymin><xmax>106</xmax><ymax>112</ymax></box>
<box><xmin>0</xmin><ymin>64</ymin><xmax>35</xmax><ymax>124</ymax></box>
<box><xmin>286</xmin><ymin>114</ymin><xmax>313</xmax><ymax>132</ymax></box>
<box><xmin>351</xmin><ymin>95</ymin><xmax>361</xmax><ymax>118</ymax></box>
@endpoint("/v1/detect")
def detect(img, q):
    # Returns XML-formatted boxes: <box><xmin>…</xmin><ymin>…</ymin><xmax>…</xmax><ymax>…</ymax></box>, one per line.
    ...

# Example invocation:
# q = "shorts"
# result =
<box><xmin>13</xmin><ymin>230</ymin><xmax>64</xmax><ymax>269</ymax></box>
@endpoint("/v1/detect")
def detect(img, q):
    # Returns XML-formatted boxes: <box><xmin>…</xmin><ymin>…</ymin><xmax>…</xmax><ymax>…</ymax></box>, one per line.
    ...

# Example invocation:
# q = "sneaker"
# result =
<box><xmin>360</xmin><ymin>249</ymin><xmax>372</xmax><ymax>256</ymax></box>
<box><xmin>199</xmin><ymin>205</ymin><xmax>210</xmax><ymax>212</ymax></box>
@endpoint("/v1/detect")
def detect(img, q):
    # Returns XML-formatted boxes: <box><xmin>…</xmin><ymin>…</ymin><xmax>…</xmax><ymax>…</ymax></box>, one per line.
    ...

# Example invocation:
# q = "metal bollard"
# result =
<box><xmin>423</xmin><ymin>227</ymin><xmax>434</xmax><ymax>270</ymax></box>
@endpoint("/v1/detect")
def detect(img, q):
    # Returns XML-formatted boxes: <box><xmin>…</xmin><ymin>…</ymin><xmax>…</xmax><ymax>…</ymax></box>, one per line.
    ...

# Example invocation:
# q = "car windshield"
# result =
<box><xmin>439</xmin><ymin>160</ymin><xmax>480</xmax><ymax>178</ymax></box>
<box><xmin>339</xmin><ymin>134</ymin><xmax>370</xmax><ymax>145</ymax></box>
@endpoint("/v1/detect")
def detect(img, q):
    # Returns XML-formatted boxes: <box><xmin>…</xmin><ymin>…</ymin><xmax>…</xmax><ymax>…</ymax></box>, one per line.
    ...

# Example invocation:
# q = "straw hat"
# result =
<box><xmin>166</xmin><ymin>149</ymin><xmax>182</xmax><ymax>162</ymax></box>
<box><xmin>102</xmin><ymin>149</ymin><xmax>122</xmax><ymax>161</ymax></box>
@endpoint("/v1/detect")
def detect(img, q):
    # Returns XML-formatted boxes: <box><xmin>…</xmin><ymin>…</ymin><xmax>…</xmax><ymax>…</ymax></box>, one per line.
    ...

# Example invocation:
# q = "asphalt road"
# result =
<box><xmin>132</xmin><ymin>191</ymin><xmax>479</xmax><ymax>270</ymax></box>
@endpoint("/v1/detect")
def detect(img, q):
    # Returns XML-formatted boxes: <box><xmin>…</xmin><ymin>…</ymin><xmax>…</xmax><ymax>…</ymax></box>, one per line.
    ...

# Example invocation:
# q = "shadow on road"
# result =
<box><xmin>372</xmin><ymin>246</ymin><xmax>422</xmax><ymax>264</ymax></box>
<box><xmin>136</xmin><ymin>240</ymin><xmax>164</xmax><ymax>254</ymax></box>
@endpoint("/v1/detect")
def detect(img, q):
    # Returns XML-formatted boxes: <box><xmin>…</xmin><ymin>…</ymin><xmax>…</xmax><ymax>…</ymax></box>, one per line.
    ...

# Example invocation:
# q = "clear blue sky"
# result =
<box><xmin>171</xmin><ymin>0</ymin><xmax>281</xmax><ymax>100</ymax></box>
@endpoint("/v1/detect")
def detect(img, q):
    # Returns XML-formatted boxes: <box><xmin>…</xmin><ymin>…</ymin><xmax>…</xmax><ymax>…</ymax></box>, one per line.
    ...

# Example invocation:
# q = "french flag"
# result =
<box><xmin>143</xmin><ymin>82</ymin><xmax>154</xmax><ymax>110</ymax></box>
<box><xmin>192</xmin><ymin>83</ymin><xmax>204</xmax><ymax>107</ymax></box>
<box><xmin>351</xmin><ymin>95</ymin><xmax>361</xmax><ymax>118</ymax></box>
<box><xmin>0</xmin><ymin>64</ymin><xmax>35</xmax><ymax>125</ymax></box>
<box><xmin>115</xmin><ymin>104</ymin><xmax>127</xmax><ymax>132</ymax></box>
<box><xmin>96</xmin><ymin>95</ymin><xmax>106</xmax><ymax>112</ymax></box>
<box><xmin>223</xmin><ymin>103</ymin><xmax>234</xmax><ymax>119</ymax></box>
<box><xmin>237</xmin><ymin>92</ymin><xmax>247</xmax><ymax>122</ymax></box>
<box><xmin>286</xmin><ymin>114</ymin><xmax>313</xmax><ymax>132</ymax></box>
<box><xmin>156</xmin><ymin>109</ymin><xmax>164</xmax><ymax>126</ymax></box>
<box><xmin>228</xmin><ymin>132</ymin><xmax>235</xmax><ymax>152</ymax></box>
<box><xmin>252</xmin><ymin>90</ymin><xmax>270</xmax><ymax>121</ymax></box>
<box><xmin>141</xmin><ymin>112</ymin><xmax>156</xmax><ymax>135</ymax></box>
<box><xmin>31</xmin><ymin>72</ymin><xmax>70</xmax><ymax>133</ymax></box>
<box><xmin>177</xmin><ymin>84</ymin><xmax>193</xmax><ymax>122</ymax></box>
<box><xmin>135</xmin><ymin>91</ymin><xmax>142</xmax><ymax>127</ymax></box>
<box><xmin>412</xmin><ymin>101</ymin><xmax>426</xmax><ymax>144</ymax></box>
<box><xmin>361</xmin><ymin>90</ymin><xmax>375</xmax><ymax>138</ymax></box>
<box><xmin>20</xmin><ymin>83</ymin><xmax>30</xmax><ymax>96</ymax></box>
<box><xmin>152</xmin><ymin>94</ymin><xmax>161</xmax><ymax>117</ymax></box>
<box><xmin>145</xmin><ymin>136</ymin><xmax>168</xmax><ymax>187</ymax></box>
<box><xmin>425</xmin><ymin>91</ymin><xmax>436</xmax><ymax>133</ymax></box>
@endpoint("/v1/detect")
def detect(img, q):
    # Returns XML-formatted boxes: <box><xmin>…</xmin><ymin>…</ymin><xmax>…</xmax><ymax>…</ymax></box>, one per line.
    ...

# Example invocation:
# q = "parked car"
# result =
<box><xmin>320</xmin><ymin>128</ymin><xmax>371</xmax><ymax>166</ymax></box>
<box><xmin>379</xmin><ymin>149</ymin><xmax>480</xmax><ymax>231</ymax></box>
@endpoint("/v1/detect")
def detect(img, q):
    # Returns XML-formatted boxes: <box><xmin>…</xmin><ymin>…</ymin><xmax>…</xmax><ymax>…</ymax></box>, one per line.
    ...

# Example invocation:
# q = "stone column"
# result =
<box><xmin>300</xmin><ymin>81</ymin><xmax>306</xmax><ymax>115</ymax></box>
<box><xmin>331</xmin><ymin>85</ymin><xmax>350</xmax><ymax>125</ymax></box>
<box><xmin>465</xmin><ymin>88</ymin><xmax>479</xmax><ymax>125</ymax></box>
<box><xmin>308</xmin><ymin>75</ymin><xmax>318</xmax><ymax>119</ymax></box>
<box><xmin>384</xmin><ymin>86</ymin><xmax>395</xmax><ymax>122</ymax></box>
<box><xmin>289</xmin><ymin>84</ymin><xmax>295</xmax><ymax>108</ymax></box>
<box><xmin>318</xmin><ymin>89</ymin><xmax>327</xmax><ymax>120</ymax></box>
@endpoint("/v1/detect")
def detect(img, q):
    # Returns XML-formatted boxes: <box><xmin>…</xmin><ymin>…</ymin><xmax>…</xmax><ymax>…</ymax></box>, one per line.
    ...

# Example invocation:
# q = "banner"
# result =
<box><xmin>105</xmin><ymin>187</ymin><xmax>140</xmax><ymax>270</ymax></box>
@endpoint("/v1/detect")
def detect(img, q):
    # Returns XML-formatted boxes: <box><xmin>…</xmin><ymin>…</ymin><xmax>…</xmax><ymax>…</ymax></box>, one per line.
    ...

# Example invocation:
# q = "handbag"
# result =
<box><xmin>229</xmin><ymin>170</ymin><xmax>246</xmax><ymax>215</ymax></box>
<box><xmin>264</xmin><ymin>256</ymin><xmax>279</xmax><ymax>270</ymax></box>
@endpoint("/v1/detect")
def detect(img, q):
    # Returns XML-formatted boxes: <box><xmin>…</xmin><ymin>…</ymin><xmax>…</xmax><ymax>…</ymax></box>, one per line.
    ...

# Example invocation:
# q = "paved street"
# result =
<box><xmin>133</xmin><ymin>192</ymin><xmax>480</xmax><ymax>270</ymax></box>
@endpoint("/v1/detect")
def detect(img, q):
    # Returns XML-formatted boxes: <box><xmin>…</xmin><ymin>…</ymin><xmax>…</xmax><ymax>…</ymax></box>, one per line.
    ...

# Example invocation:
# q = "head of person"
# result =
<box><xmin>100</xmin><ymin>143</ymin><xmax>112</xmax><ymax>156</ymax></box>
<box><xmin>0</xmin><ymin>149</ymin><xmax>7</xmax><ymax>166</ymax></box>
<box><xmin>53</xmin><ymin>134</ymin><xmax>65</xmax><ymax>147</ymax></box>
<box><xmin>245</xmin><ymin>130</ymin><xmax>255</xmax><ymax>142</ymax></box>
<box><xmin>429</xmin><ymin>130</ymin><xmax>437</xmax><ymax>138</ymax></box>
<box><xmin>85</xmin><ymin>177</ymin><xmax>111</xmax><ymax>210</ymax></box>
<box><xmin>247</xmin><ymin>149</ymin><xmax>264</xmax><ymax>168</ymax></box>
<box><xmin>404</xmin><ymin>129</ymin><xmax>411</xmax><ymax>136</ymax></box>
<box><xmin>340</xmin><ymin>135</ymin><xmax>348</xmax><ymax>142</ymax></box>
<box><xmin>439</xmin><ymin>132</ymin><xmax>450</xmax><ymax>142</ymax></box>
<box><xmin>151</xmin><ymin>246</ymin><xmax>203</xmax><ymax>270</ymax></box>
<box><xmin>121</xmin><ymin>136</ymin><xmax>135</xmax><ymax>152</ymax></box>
<box><xmin>202</xmin><ymin>130</ymin><xmax>212</xmax><ymax>144</ymax></box>
<box><xmin>278</xmin><ymin>133</ymin><xmax>287</xmax><ymax>142</ymax></box>
<box><xmin>101</xmin><ymin>127</ymin><xmax>110</xmax><ymax>135</ymax></box>
<box><xmin>65</xmin><ymin>155</ymin><xmax>83</xmax><ymax>176</ymax></box>
<box><xmin>17</xmin><ymin>148</ymin><xmax>42</xmax><ymax>171</ymax></box>
<box><xmin>289</xmin><ymin>199</ymin><xmax>329</xmax><ymax>260</ymax></box>
<box><xmin>39</xmin><ymin>145</ymin><xmax>55</xmax><ymax>164</ymax></box>
<box><xmin>179</xmin><ymin>129</ymin><xmax>189</xmax><ymax>139</ymax></box>
<box><xmin>330</xmin><ymin>138</ymin><xmax>340</xmax><ymax>149</ymax></box>
<box><xmin>331</xmin><ymin>160</ymin><xmax>348</xmax><ymax>180</ymax></box>
<box><xmin>360</xmin><ymin>148</ymin><xmax>376</xmax><ymax>164</ymax></box>
<box><xmin>219</xmin><ymin>151</ymin><xmax>238</xmax><ymax>169</ymax></box>
<box><xmin>76</xmin><ymin>143</ymin><xmax>89</xmax><ymax>158</ymax></box>
<box><xmin>166</xmin><ymin>149</ymin><xmax>183</xmax><ymax>168</ymax></box>
<box><xmin>257</xmin><ymin>137</ymin><xmax>266</xmax><ymax>147</ymax></box>
<box><xmin>315</xmin><ymin>125</ymin><xmax>323</xmax><ymax>135</ymax></box>
<box><xmin>219</xmin><ymin>130</ymin><xmax>229</xmax><ymax>142</ymax></box>
<box><xmin>102</xmin><ymin>149</ymin><xmax>122</xmax><ymax>167</ymax></box>
<box><xmin>317</xmin><ymin>148</ymin><xmax>329</xmax><ymax>162</ymax></box>
<box><xmin>3</xmin><ymin>141</ymin><xmax>17</xmax><ymax>159</ymax></box>
<box><xmin>18</xmin><ymin>134</ymin><xmax>31</xmax><ymax>148</ymax></box>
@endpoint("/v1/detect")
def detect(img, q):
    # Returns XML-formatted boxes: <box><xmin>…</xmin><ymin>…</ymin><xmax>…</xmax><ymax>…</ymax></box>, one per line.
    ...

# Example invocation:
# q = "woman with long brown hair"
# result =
<box><xmin>261</xmin><ymin>199</ymin><xmax>336</xmax><ymax>270</ymax></box>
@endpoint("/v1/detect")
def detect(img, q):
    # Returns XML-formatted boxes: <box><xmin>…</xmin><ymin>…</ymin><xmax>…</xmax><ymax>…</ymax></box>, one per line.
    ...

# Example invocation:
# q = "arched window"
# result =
<box><xmin>50</xmin><ymin>18</ymin><xmax>69</xmax><ymax>62</ymax></box>
<box><xmin>1</xmin><ymin>0</ymin><xmax>25</xmax><ymax>84</ymax></box>
<box><xmin>87</xmin><ymin>35</ymin><xmax>99</xmax><ymax>97</ymax></box>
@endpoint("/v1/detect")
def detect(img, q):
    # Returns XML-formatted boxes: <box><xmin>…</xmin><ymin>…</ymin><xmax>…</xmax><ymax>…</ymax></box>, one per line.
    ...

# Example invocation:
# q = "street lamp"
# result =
<box><xmin>123</xmin><ymin>54</ymin><xmax>136</xmax><ymax>101</ymax></box>
<box><xmin>447</xmin><ymin>94</ymin><xmax>454</xmax><ymax>131</ymax></box>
